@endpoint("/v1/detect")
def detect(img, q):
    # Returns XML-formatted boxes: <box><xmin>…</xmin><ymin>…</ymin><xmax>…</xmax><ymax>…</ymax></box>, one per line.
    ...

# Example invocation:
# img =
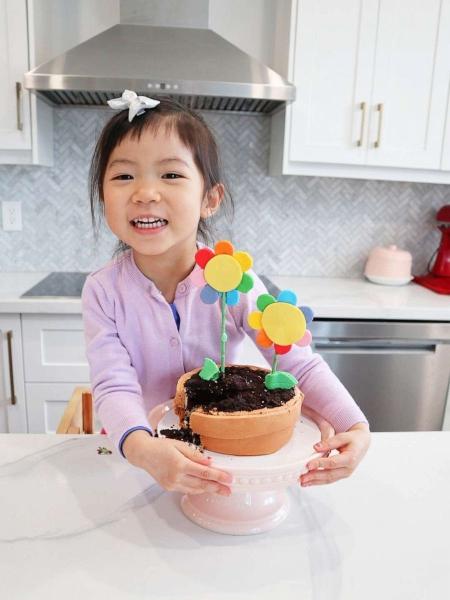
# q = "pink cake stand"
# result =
<box><xmin>149</xmin><ymin>402</ymin><xmax>333</xmax><ymax>536</ymax></box>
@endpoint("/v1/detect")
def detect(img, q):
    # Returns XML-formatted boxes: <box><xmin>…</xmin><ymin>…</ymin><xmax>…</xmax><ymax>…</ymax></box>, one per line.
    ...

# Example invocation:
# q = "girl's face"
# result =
<box><xmin>103</xmin><ymin>125</ymin><xmax>220</xmax><ymax>261</ymax></box>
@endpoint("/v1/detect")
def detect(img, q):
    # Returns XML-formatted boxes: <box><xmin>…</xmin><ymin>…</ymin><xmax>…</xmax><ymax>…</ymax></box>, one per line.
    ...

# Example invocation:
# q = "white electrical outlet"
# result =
<box><xmin>2</xmin><ymin>201</ymin><xmax>22</xmax><ymax>231</ymax></box>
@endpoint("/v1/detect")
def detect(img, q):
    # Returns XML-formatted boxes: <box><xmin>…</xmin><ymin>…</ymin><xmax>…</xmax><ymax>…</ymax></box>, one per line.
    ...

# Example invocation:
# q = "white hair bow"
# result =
<box><xmin>107</xmin><ymin>90</ymin><xmax>160</xmax><ymax>122</ymax></box>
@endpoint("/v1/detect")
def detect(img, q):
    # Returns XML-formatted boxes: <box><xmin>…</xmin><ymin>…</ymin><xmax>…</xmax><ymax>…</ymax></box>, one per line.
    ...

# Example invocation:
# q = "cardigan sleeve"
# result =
<box><xmin>233</xmin><ymin>272</ymin><xmax>369</xmax><ymax>433</ymax></box>
<box><xmin>81</xmin><ymin>274</ymin><xmax>153</xmax><ymax>454</ymax></box>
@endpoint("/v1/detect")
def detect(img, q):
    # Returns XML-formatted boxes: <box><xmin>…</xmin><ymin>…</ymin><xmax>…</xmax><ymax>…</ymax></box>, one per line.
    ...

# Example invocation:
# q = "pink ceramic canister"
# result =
<box><xmin>364</xmin><ymin>244</ymin><xmax>413</xmax><ymax>285</ymax></box>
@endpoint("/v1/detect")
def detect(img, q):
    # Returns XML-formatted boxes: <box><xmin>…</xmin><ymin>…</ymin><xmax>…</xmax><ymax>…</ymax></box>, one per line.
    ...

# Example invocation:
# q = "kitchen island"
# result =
<box><xmin>1</xmin><ymin>432</ymin><xmax>449</xmax><ymax>599</ymax></box>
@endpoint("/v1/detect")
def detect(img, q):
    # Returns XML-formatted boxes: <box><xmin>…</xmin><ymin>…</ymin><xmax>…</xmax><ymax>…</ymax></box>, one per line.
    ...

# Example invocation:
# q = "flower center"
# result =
<box><xmin>261</xmin><ymin>303</ymin><xmax>306</xmax><ymax>345</ymax></box>
<box><xmin>204</xmin><ymin>255</ymin><xmax>243</xmax><ymax>292</ymax></box>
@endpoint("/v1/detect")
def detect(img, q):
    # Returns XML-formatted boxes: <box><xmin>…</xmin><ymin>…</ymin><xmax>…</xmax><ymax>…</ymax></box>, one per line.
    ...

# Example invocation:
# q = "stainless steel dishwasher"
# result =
<box><xmin>310</xmin><ymin>320</ymin><xmax>450</xmax><ymax>432</ymax></box>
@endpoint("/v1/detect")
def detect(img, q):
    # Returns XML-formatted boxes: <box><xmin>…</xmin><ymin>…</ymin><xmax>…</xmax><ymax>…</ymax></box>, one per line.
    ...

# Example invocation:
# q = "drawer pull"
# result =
<box><xmin>356</xmin><ymin>101</ymin><xmax>366</xmax><ymax>147</ymax></box>
<box><xmin>16</xmin><ymin>82</ymin><xmax>23</xmax><ymax>132</ymax></box>
<box><xmin>374</xmin><ymin>102</ymin><xmax>383</xmax><ymax>148</ymax></box>
<box><xmin>6</xmin><ymin>331</ymin><xmax>17</xmax><ymax>405</ymax></box>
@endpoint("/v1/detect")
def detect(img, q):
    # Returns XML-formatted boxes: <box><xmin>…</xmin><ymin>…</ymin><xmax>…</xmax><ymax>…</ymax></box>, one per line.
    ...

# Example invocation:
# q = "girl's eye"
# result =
<box><xmin>162</xmin><ymin>173</ymin><xmax>182</xmax><ymax>179</ymax></box>
<box><xmin>112</xmin><ymin>174</ymin><xmax>133</xmax><ymax>180</ymax></box>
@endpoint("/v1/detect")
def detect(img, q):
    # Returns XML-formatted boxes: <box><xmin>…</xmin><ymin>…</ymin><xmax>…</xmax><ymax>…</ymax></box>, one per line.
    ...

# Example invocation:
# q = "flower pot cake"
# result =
<box><xmin>160</xmin><ymin>240</ymin><xmax>314</xmax><ymax>457</ymax></box>
<box><xmin>173</xmin><ymin>365</ymin><xmax>304</xmax><ymax>456</ymax></box>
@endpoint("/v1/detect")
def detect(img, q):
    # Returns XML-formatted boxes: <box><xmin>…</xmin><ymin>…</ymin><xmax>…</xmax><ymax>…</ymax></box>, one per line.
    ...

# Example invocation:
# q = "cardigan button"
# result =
<box><xmin>170</xmin><ymin>337</ymin><xmax>179</xmax><ymax>347</ymax></box>
<box><xmin>178</xmin><ymin>283</ymin><xmax>187</xmax><ymax>294</ymax></box>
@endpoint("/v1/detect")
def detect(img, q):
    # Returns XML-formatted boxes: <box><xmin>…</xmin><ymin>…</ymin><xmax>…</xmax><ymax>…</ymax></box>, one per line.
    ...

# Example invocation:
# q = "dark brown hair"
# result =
<box><xmin>89</xmin><ymin>96</ymin><xmax>233</xmax><ymax>251</ymax></box>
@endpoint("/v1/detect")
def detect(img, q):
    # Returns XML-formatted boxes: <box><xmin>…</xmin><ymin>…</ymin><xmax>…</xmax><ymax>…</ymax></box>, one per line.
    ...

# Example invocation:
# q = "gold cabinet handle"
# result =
<box><xmin>374</xmin><ymin>103</ymin><xmax>383</xmax><ymax>148</ymax></box>
<box><xmin>6</xmin><ymin>331</ymin><xmax>17</xmax><ymax>405</ymax></box>
<box><xmin>16</xmin><ymin>82</ymin><xmax>23</xmax><ymax>131</ymax></box>
<box><xmin>356</xmin><ymin>102</ymin><xmax>367</xmax><ymax>147</ymax></box>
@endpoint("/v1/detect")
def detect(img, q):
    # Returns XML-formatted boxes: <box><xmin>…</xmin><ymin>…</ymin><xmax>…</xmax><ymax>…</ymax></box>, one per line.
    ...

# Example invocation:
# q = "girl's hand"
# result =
<box><xmin>122</xmin><ymin>430</ymin><xmax>233</xmax><ymax>496</ymax></box>
<box><xmin>299</xmin><ymin>422</ymin><xmax>370</xmax><ymax>487</ymax></box>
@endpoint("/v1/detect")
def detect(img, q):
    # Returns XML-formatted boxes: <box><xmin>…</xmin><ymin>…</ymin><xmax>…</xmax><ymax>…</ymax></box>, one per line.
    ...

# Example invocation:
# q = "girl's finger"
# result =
<box><xmin>306</xmin><ymin>451</ymin><xmax>351</xmax><ymax>471</ymax></box>
<box><xmin>314</xmin><ymin>432</ymin><xmax>352</xmax><ymax>453</ymax></box>
<box><xmin>187</xmin><ymin>461</ymin><xmax>233</xmax><ymax>485</ymax></box>
<box><xmin>183</xmin><ymin>474</ymin><xmax>231</xmax><ymax>496</ymax></box>
<box><xmin>176</xmin><ymin>485</ymin><xmax>230</xmax><ymax>496</ymax></box>
<box><xmin>300</xmin><ymin>467</ymin><xmax>350</xmax><ymax>486</ymax></box>
<box><xmin>172</xmin><ymin>439</ymin><xmax>212</xmax><ymax>465</ymax></box>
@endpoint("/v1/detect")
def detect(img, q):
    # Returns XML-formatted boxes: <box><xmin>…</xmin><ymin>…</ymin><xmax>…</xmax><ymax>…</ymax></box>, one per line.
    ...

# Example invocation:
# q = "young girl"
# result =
<box><xmin>82</xmin><ymin>91</ymin><xmax>370</xmax><ymax>497</ymax></box>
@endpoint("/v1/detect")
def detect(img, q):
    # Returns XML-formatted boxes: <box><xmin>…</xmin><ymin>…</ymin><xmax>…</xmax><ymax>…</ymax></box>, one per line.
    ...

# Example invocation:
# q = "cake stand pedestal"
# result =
<box><xmin>153</xmin><ymin>403</ymin><xmax>331</xmax><ymax>536</ymax></box>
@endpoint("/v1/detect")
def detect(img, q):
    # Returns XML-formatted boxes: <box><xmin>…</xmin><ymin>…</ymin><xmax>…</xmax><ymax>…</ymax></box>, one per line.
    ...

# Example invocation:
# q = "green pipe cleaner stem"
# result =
<box><xmin>271</xmin><ymin>354</ymin><xmax>278</xmax><ymax>374</ymax></box>
<box><xmin>220</xmin><ymin>292</ymin><xmax>227</xmax><ymax>373</ymax></box>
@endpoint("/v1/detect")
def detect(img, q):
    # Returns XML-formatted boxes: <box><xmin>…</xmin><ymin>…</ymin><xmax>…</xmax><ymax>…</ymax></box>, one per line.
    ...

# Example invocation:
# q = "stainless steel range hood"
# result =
<box><xmin>24</xmin><ymin>24</ymin><xmax>295</xmax><ymax>114</ymax></box>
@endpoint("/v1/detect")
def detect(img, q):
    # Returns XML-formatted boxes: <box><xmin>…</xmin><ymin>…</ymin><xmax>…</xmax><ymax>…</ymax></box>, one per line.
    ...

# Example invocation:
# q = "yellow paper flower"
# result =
<box><xmin>248</xmin><ymin>291</ymin><xmax>313</xmax><ymax>355</ymax></box>
<box><xmin>195</xmin><ymin>240</ymin><xmax>254</xmax><ymax>305</ymax></box>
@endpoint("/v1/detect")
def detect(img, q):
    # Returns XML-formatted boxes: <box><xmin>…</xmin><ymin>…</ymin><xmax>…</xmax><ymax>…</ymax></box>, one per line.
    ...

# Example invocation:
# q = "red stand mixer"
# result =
<box><xmin>414</xmin><ymin>205</ymin><xmax>450</xmax><ymax>295</ymax></box>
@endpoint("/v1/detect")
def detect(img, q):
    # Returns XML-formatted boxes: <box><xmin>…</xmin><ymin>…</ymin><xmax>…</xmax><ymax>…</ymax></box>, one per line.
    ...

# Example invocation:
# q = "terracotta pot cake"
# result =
<box><xmin>173</xmin><ymin>364</ymin><xmax>303</xmax><ymax>456</ymax></box>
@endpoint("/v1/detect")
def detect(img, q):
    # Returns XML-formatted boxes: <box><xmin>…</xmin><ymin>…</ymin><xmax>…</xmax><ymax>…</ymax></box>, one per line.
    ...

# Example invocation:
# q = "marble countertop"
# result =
<box><xmin>1</xmin><ymin>271</ymin><xmax>449</xmax><ymax>320</ymax></box>
<box><xmin>270</xmin><ymin>275</ymin><xmax>450</xmax><ymax>321</ymax></box>
<box><xmin>1</xmin><ymin>432</ymin><xmax>449</xmax><ymax>599</ymax></box>
<box><xmin>0</xmin><ymin>272</ymin><xmax>81</xmax><ymax>313</ymax></box>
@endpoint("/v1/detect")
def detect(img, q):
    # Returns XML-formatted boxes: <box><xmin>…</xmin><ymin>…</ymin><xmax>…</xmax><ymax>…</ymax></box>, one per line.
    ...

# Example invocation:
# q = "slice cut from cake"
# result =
<box><xmin>173</xmin><ymin>365</ymin><xmax>303</xmax><ymax>456</ymax></box>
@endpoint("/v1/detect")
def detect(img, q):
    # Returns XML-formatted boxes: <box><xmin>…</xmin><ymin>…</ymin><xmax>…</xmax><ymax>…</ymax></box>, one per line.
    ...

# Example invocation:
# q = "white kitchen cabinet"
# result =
<box><xmin>22</xmin><ymin>314</ymin><xmax>90</xmax><ymax>382</ymax></box>
<box><xmin>271</xmin><ymin>0</ymin><xmax>450</xmax><ymax>183</ymax></box>
<box><xmin>26</xmin><ymin>382</ymin><xmax>91</xmax><ymax>433</ymax></box>
<box><xmin>0</xmin><ymin>1</ymin><xmax>32</xmax><ymax>155</ymax></box>
<box><xmin>0</xmin><ymin>315</ymin><xmax>28</xmax><ymax>432</ymax></box>
<box><xmin>20</xmin><ymin>314</ymin><xmax>90</xmax><ymax>433</ymax></box>
<box><xmin>366</xmin><ymin>0</ymin><xmax>448</xmax><ymax>169</ymax></box>
<box><xmin>442</xmin><ymin>95</ymin><xmax>450</xmax><ymax>171</ymax></box>
<box><xmin>0</xmin><ymin>0</ymin><xmax>120</xmax><ymax>165</ymax></box>
<box><xmin>288</xmin><ymin>0</ymin><xmax>378</xmax><ymax>166</ymax></box>
<box><xmin>0</xmin><ymin>0</ymin><xmax>53</xmax><ymax>165</ymax></box>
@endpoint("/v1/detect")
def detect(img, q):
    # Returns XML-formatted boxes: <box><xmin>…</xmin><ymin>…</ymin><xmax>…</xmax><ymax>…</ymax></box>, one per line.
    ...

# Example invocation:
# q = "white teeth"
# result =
<box><xmin>132</xmin><ymin>217</ymin><xmax>167</xmax><ymax>229</ymax></box>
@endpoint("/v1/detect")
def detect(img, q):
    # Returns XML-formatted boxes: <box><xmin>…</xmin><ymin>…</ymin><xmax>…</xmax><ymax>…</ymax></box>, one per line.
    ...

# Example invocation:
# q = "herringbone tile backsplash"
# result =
<box><xmin>0</xmin><ymin>107</ymin><xmax>448</xmax><ymax>277</ymax></box>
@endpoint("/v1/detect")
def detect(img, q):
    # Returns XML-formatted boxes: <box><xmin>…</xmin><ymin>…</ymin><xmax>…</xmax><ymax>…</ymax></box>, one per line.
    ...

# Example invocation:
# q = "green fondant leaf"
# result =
<box><xmin>199</xmin><ymin>357</ymin><xmax>220</xmax><ymax>381</ymax></box>
<box><xmin>265</xmin><ymin>371</ymin><xmax>298</xmax><ymax>390</ymax></box>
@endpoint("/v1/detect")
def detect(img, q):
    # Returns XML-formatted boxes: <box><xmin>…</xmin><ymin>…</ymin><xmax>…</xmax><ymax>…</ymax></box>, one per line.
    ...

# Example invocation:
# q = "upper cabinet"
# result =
<box><xmin>0</xmin><ymin>0</ymin><xmax>38</xmax><ymax>164</ymax></box>
<box><xmin>0</xmin><ymin>0</ymin><xmax>119</xmax><ymax>166</ymax></box>
<box><xmin>270</xmin><ymin>0</ymin><xmax>450</xmax><ymax>184</ymax></box>
<box><xmin>366</xmin><ymin>0</ymin><xmax>448</xmax><ymax>170</ymax></box>
<box><xmin>442</xmin><ymin>93</ymin><xmax>450</xmax><ymax>171</ymax></box>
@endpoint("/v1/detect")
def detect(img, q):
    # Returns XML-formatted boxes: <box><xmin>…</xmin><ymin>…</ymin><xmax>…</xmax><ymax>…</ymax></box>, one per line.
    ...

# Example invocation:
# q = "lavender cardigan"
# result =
<box><xmin>81</xmin><ymin>249</ymin><xmax>368</xmax><ymax>455</ymax></box>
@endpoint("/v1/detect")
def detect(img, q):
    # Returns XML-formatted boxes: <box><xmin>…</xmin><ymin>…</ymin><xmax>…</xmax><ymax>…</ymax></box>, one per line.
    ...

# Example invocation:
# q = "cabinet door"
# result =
<box><xmin>26</xmin><ymin>382</ymin><xmax>92</xmax><ymax>433</ymax></box>
<box><xmin>0</xmin><ymin>0</ymin><xmax>31</xmax><ymax>150</ymax></box>
<box><xmin>289</xmin><ymin>0</ymin><xmax>378</xmax><ymax>164</ymax></box>
<box><xmin>440</xmin><ymin>1</ymin><xmax>450</xmax><ymax>171</ymax></box>
<box><xmin>0</xmin><ymin>315</ymin><xmax>28</xmax><ymax>432</ymax></box>
<box><xmin>442</xmin><ymin>101</ymin><xmax>450</xmax><ymax>170</ymax></box>
<box><xmin>366</xmin><ymin>0</ymin><xmax>450</xmax><ymax>169</ymax></box>
<box><xmin>22</xmin><ymin>314</ymin><xmax>90</xmax><ymax>382</ymax></box>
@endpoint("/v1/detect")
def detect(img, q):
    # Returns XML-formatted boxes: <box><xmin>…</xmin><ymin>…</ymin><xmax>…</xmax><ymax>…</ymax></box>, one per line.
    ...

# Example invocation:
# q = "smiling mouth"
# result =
<box><xmin>130</xmin><ymin>217</ymin><xmax>168</xmax><ymax>229</ymax></box>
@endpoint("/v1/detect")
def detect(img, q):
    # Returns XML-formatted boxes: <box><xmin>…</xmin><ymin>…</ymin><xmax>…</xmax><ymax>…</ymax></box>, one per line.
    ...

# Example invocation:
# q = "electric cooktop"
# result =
<box><xmin>21</xmin><ymin>272</ymin><xmax>89</xmax><ymax>298</ymax></box>
<box><xmin>21</xmin><ymin>273</ymin><xmax>278</xmax><ymax>298</ymax></box>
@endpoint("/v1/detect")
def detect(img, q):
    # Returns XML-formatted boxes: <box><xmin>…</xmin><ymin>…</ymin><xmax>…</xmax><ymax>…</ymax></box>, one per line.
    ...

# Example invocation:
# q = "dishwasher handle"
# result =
<box><xmin>315</xmin><ymin>338</ymin><xmax>437</xmax><ymax>354</ymax></box>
